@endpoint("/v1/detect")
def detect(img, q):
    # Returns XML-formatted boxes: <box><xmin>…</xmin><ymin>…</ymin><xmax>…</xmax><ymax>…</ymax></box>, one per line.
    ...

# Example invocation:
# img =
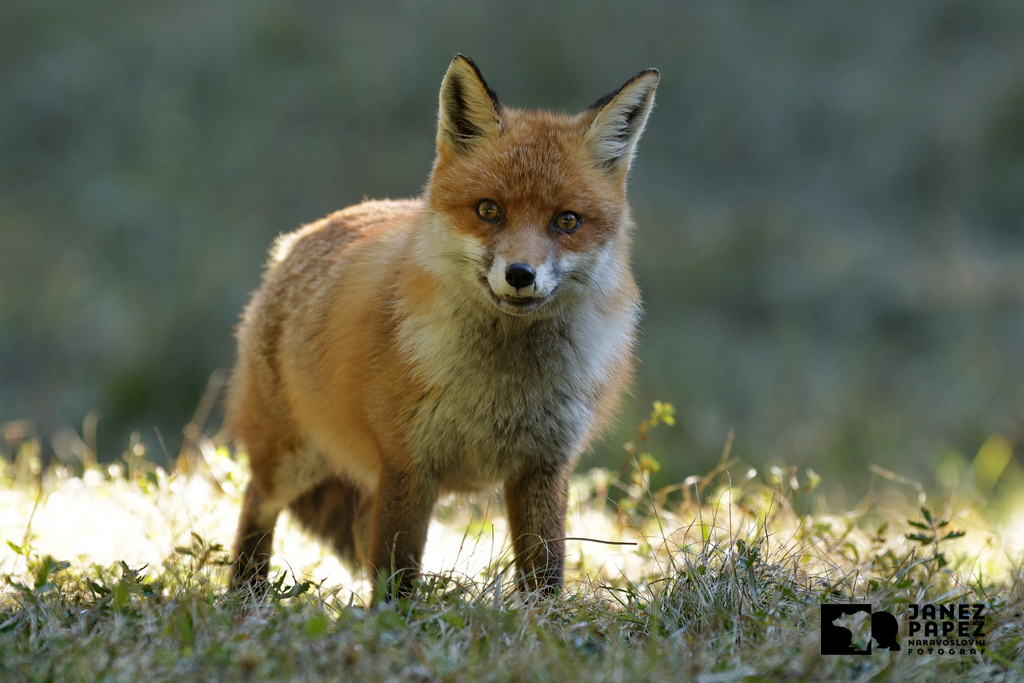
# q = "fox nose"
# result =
<box><xmin>505</xmin><ymin>263</ymin><xmax>536</xmax><ymax>289</ymax></box>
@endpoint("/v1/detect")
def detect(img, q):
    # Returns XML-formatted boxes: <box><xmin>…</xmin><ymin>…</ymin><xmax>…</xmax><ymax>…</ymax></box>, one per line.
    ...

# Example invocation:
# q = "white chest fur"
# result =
<box><xmin>395</xmin><ymin>297</ymin><xmax>633</xmax><ymax>488</ymax></box>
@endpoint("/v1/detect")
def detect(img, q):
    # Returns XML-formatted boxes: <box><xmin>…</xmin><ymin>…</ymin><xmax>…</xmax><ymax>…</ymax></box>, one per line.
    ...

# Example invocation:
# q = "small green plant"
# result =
<box><xmin>905</xmin><ymin>505</ymin><xmax>966</xmax><ymax>578</ymax></box>
<box><xmin>4</xmin><ymin>541</ymin><xmax>71</xmax><ymax>605</ymax></box>
<box><xmin>617</xmin><ymin>401</ymin><xmax>675</xmax><ymax>514</ymax></box>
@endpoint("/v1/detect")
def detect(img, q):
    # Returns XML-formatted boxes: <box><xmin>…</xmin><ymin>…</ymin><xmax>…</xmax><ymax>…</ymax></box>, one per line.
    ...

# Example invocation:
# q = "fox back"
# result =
<box><xmin>228</xmin><ymin>55</ymin><xmax>658</xmax><ymax>599</ymax></box>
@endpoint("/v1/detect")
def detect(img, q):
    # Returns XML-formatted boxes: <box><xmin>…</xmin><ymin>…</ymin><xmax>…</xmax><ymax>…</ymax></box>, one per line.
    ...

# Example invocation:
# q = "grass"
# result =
<box><xmin>2</xmin><ymin>408</ymin><xmax>1023</xmax><ymax>681</ymax></box>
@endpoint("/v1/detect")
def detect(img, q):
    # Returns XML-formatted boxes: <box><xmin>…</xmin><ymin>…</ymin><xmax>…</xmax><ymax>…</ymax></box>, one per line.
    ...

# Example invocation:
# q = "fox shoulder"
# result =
<box><xmin>270</xmin><ymin>198</ymin><xmax>424</xmax><ymax>267</ymax></box>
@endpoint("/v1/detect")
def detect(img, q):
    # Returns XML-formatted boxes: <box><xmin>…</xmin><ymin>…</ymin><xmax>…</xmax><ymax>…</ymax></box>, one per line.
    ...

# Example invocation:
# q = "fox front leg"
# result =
<box><xmin>369</xmin><ymin>468</ymin><xmax>439</xmax><ymax>602</ymax></box>
<box><xmin>504</xmin><ymin>467</ymin><xmax>570</xmax><ymax>594</ymax></box>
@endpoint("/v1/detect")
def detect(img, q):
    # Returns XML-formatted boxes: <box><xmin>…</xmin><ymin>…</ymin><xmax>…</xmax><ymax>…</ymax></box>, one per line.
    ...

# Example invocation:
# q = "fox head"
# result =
<box><xmin>422</xmin><ymin>54</ymin><xmax>658</xmax><ymax>317</ymax></box>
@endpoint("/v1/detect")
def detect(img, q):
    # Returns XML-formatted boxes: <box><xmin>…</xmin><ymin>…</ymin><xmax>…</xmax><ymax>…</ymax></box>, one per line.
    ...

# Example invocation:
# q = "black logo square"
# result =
<box><xmin>821</xmin><ymin>604</ymin><xmax>900</xmax><ymax>655</ymax></box>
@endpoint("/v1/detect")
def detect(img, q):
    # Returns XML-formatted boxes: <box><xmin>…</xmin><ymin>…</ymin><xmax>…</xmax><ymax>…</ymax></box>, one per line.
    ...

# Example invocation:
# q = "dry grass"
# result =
<box><xmin>2</xmin><ymin>414</ymin><xmax>1023</xmax><ymax>681</ymax></box>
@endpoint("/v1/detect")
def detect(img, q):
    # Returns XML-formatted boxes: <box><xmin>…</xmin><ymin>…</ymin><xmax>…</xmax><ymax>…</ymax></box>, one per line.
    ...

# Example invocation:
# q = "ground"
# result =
<box><xmin>1</xmin><ymin>410</ymin><xmax>1023</xmax><ymax>681</ymax></box>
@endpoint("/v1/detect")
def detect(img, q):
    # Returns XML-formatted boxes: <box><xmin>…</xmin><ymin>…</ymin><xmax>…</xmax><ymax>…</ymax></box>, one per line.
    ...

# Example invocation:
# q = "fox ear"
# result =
<box><xmin>437</xmin><ymin>54</ymin><xmax>503</xmax><ymax>156</ymax></box>
<box><xmin>584</xmin><ymin>69</ymin><xmax>659</xmax><ymax>176</ymax></box>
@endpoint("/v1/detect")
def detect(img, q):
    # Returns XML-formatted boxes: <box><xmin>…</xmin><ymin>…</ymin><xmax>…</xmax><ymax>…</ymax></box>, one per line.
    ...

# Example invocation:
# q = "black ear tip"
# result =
<box><xmin>447</xmin><ymin>54</ymin><xmax>500</xmax><ymax>110</ymax></box>
<box><xmin>586</xmin><ymin>68</ymin><xmax>660</xmax><ymax>111</ymax></box>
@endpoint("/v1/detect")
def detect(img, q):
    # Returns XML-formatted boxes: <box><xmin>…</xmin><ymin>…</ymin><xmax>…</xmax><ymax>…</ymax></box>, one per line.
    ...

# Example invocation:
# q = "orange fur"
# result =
<box><xmin>228</xmin><ymin>55</ymin><xmax>658</xmax><ymax>598</ymax></box>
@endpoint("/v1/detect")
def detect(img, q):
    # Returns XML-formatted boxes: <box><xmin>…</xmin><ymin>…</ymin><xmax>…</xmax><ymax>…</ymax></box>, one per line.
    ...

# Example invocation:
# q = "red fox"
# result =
<box><xmin>228</xmin><ymin>54</ymin><xmax>658</xmax><ymax>599</ymax></box>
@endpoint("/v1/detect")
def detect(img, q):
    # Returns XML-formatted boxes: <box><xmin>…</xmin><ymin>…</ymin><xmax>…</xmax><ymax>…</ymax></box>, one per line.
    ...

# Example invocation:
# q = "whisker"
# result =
<box><xmin>434</xmin><ymin>251</ymin><xmax>490</xmax><ymax>269</ymax></box>
<box><xmin>568</xmin><ymin>272</ymin><xmax>609</xmax><ymax>297</ymax></box>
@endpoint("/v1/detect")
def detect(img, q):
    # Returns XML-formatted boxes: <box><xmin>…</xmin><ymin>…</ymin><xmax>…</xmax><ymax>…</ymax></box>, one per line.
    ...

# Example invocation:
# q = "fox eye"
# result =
<box><xmin>554</xmin><ymin>211</ymin><xmax>582</xmax><ymax>234</ymax></box>
<box><xmin>476</xmin><ymin>199</ymin><xmax>502</xmax><ymax>223</ymax></box>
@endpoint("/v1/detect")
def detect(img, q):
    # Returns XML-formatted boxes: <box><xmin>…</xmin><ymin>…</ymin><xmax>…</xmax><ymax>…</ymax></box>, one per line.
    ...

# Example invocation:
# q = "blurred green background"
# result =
<box><xmin>2</xmin><ymin>1</ymin><xmax>1022</xmax><ymax>497</ymax></box>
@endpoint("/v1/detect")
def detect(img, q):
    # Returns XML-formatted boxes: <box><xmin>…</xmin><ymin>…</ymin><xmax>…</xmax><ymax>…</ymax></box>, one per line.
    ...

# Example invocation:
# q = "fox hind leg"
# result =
<box><xmin>286</xmin><ymin>477</ymin><xmax>371</xmax><ymax>570</ymax></box>
<box><xmin>231</xmin><ymin>480</ymin><xmax>282</xmax><ymax>594</ymax></box>
<box><xmin>230</xmin><ymin>446</ymin><xmax>332</xmax><ymax>593</ymax></box>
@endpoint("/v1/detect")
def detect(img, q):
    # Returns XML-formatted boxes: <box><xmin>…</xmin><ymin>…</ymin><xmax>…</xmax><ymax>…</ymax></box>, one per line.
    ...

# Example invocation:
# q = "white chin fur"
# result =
<box><xmin>483</xmin><ymin>287</ymin><xmax>553</xmax><ymax>316</ymax></box>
